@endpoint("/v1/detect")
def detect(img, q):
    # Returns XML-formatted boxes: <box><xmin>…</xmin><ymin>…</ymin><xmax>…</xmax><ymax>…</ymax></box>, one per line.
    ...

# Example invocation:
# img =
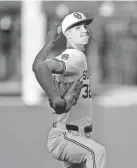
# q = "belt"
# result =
<box><xmin>53</xmin><ymin>122</ymin><xmax>92</xmax><ymax>133</ymax></box>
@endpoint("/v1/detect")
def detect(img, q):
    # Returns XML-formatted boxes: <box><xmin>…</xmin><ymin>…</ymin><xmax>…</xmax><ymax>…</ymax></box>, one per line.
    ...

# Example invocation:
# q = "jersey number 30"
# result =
<box><xmin>82</xmin><ymin>84</ymin><xmax>92</xmax><ymax>98</ymax></box>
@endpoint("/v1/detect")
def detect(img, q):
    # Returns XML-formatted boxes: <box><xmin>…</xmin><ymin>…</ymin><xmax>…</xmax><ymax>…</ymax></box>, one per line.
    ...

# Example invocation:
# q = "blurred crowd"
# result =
<box><xmin>0</xmin><ymin>12</ymin><xmax>20</xmax><ymax>82</ymax></box>
<box><xmin>91</xmin><ymin>1</ymin><xmax>137</xmax><ymax>88</ymax></box>
<box><xmin>0</xmin><ymin>1</ymin><xmax>137</xmax><ymax>96</ymax></box>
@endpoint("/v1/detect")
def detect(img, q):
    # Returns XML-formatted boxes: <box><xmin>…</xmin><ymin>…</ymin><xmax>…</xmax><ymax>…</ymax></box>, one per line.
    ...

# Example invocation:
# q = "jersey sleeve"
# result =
<box><xmin>55</xmin><ymin>53</ymin><xmax>78</xmax><ymax>76</ymax></box>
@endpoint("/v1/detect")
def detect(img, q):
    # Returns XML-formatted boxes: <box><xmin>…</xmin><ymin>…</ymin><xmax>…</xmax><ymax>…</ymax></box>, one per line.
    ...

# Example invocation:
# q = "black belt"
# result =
<box><xmin>53</xmin><ymin>122</ymin><xmax>92</xmax><ymax>133</ymax></box>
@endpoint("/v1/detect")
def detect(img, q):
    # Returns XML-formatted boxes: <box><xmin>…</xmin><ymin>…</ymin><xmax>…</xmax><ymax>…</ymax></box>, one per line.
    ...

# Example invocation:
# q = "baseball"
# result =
<box><xmin>57</xmin><ymin>25</ymin><xmax>62</xmax><ymax>34</ymax></box>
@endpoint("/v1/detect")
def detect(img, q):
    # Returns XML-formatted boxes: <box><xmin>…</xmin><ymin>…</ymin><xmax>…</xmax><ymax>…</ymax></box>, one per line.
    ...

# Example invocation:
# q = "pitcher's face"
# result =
<box><xmin>67</xmin><ymin>24</ymin><xmax>90</xmax><ymax>45</ymax></box>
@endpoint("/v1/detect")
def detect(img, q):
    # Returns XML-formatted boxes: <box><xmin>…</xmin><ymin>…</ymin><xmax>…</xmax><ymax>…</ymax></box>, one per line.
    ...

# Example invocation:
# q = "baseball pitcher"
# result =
<box><xmin>33</xmin><ymin>12</ymin><xmax>106</xmax><ymax>168</ymax></box>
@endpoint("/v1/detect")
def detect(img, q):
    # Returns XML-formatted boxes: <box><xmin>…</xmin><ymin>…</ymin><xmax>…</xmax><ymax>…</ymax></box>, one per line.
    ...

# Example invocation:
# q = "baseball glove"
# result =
<box><xmin>49</xmin><ymin>77</ymin><xmax>83</xmax><ymax>114</ymax></box>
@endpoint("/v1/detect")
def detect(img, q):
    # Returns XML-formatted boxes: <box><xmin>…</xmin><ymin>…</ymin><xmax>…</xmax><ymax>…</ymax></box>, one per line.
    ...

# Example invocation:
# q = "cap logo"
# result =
<box><xmin>73</xmin><ymin>12</ymin><xmax>82</xmax><ymax>19</ymax></box>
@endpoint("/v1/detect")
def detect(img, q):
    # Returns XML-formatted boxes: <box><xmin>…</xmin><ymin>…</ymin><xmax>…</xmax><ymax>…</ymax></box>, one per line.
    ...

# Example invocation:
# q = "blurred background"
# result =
<box><xmin>1</xmin><ymin>1</ymin><xmax>137</xmax><ymax>101</ymax></box>
<box><xmin>0</xmin><ymin>1</ymin><xmax>137</xmax><ymax>168</ymax></box>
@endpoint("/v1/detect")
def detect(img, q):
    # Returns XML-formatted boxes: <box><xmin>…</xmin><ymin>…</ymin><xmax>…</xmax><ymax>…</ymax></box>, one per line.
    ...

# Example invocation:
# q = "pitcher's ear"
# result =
<box><xmin>64</xmin><ymin>30</ymin><xmax>72</xmax><ymax>39</ymax></box>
